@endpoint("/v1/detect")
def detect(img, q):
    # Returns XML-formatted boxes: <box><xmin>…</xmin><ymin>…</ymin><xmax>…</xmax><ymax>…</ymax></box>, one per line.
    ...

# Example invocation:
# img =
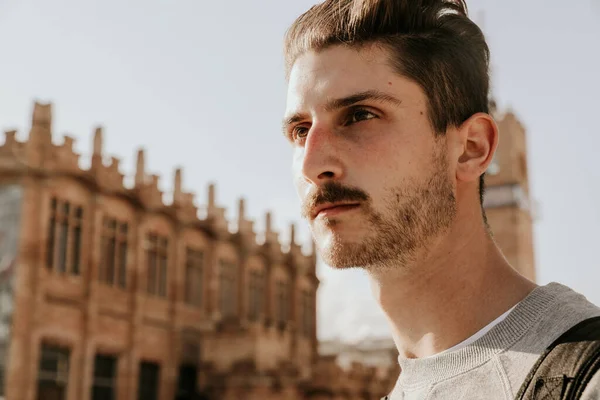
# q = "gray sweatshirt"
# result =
<box><xmin>389</xmin><ymin>283</ymin><xmax>600</xmax><ymax>400</ymax></box>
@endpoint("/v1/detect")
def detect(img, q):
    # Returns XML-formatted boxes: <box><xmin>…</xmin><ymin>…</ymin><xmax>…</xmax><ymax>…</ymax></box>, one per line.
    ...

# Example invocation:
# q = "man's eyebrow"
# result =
<box><xmin>282</xmin><ymin>90</ymin><xmax>402</xmax><ymax>136</ymax></box>
<box><xmin>324</xmin><ymin>90</ymin><xmax>403</xmax><ymax>111</ymax></box>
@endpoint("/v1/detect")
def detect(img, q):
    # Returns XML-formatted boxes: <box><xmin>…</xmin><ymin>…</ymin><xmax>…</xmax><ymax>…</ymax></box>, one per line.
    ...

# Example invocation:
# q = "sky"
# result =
<box><xmin>0</xmin><ymin>0</ymin><xmax>599</xmax><ymax>341</ymax></box>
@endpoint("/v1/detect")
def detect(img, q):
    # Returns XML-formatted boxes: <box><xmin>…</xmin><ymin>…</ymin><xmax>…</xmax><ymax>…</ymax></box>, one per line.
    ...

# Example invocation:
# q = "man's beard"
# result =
<box><xmin>302</xmin><ymin>148</ymin><xmax>457</xmax><ymax>270</ymax></box>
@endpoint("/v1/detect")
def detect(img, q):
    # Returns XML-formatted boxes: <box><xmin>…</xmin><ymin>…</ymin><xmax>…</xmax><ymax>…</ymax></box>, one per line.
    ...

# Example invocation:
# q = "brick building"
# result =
<box><xmin>0</xmin><ymin>102</ymin><xmax>345</xmax><ymax>400</ymax></box>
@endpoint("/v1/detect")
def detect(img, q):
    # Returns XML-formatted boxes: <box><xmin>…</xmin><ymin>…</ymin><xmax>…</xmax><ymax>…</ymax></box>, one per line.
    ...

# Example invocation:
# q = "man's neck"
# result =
<box><xmin>368</xmin><ymin>215</ymin><xmax>536</xmax><ymax>359</ymax></box>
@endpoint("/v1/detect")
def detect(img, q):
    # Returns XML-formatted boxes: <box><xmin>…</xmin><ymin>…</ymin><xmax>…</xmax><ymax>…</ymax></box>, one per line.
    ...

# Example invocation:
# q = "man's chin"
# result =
<box><xmin>311</xmin><ymin>224</ymin><xmax>378</xmax><ymax>268</ymax></box>
<box><xmin>317</xmin><ymin>243</ymin><xmax>370</xmax><ymax>270</ymax></box>
<box><xmin>315</xmin><ymin>234</ymin><xmax>400</xmax><ymax>270</ymax></box>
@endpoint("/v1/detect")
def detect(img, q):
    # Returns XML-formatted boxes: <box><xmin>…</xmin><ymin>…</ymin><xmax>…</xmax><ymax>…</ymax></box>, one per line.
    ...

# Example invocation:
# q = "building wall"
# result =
<box><xmin>0</xmin><ymin>102</ymin><xmax>320</xmax><ymax>400</ymax></box>
<box><xmin>484</xmin><ymin>110</ymin><xmax>536</xmax><ymax>281</ymax></box>
<box><xmin>486</xmin><ymin>207</ymin><xmax>535</xmax><ymax>280</ymax></box>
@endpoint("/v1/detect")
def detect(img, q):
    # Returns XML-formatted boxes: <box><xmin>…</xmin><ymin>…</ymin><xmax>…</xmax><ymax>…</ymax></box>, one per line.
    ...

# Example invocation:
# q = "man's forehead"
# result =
<box><xmin>289</xmin><ymin>47</ymin><xmax>392</xmax><ymax>87</ymax></box>
<box><xmin>285</xmin><ymin>48</ymin><xmax>399</xmax><ymax>111</ymax></box>
<box><xmin>285</xmin><ymin>62</ymin><xmax>425</xmax><ymax>118</ymax></box>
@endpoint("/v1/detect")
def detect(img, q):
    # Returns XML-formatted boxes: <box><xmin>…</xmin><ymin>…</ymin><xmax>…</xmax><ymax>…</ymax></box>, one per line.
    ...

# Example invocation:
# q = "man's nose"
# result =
<box><xmin>300</xmin><ymin>123</ymin><xmax>345</xmax><ymax>186</ymax></box>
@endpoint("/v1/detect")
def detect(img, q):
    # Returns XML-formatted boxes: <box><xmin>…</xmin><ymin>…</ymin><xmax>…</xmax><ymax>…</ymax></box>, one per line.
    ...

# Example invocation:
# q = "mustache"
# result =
<box><xmin>300</xmin><ymin>181</ymin><xmax>370</xmax><ymax>219</ymax></box>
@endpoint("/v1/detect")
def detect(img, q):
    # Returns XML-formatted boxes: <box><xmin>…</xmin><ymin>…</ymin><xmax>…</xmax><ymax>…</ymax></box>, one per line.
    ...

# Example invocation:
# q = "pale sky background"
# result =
<box><xmin>0</xmin><ymin>0</ymin><xmax>599</xmax><ymax>341</ymax></box>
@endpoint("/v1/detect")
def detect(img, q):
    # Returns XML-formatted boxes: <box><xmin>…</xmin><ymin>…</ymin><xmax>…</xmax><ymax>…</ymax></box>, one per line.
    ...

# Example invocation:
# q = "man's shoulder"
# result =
<box><xmin>514</xmin><ymin>282</ymin><xmax>600</xmax><ymax>344</ymax></box>
<box><xmin>496</xmin><ymin>283</ymin><xmax>600</xmax><ymax>397</ymax></box>
<box><xmin>541</xmin><ymin>282</ymin><xmax>598</xmax><ymax>318</ymax></box>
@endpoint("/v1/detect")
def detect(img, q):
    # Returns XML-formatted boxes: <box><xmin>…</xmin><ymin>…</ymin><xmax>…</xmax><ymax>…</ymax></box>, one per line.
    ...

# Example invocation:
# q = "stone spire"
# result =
<box><xmin>174</xmin><ymin>168</ymin><xmax>182</xmax><ymax>204</ymax></box>
<box><xmin>238</xmin><ymin>197</ymin><xmax>246</xmax><ymax>225</ymax></box>
<box><xmin>93</xmin><ymin>127</ymin><xmax>103</xmax><ymax>156</ymax></box>
<box><xmin>264</xmin><ymin>211</ymin><xmax>279</xmax><ymax>244</ymax></box>
<box><xmin>265</xmin><ymin>211</ymin><xmax>272</xmax><ymax>235</ymax></box>
<box><xmin>208</xmin><ymin>183</ymin><xmax>216</xmax><ymax>210</ymax></box>
<box><xmin>204</xmin><ymin>183</ymin><xmax>227</xmax><ymax>231</ymax></box>
<box><xmin>237</xmin><ymin>197</ymin><xmax>255</xmax><ymax>235</ymax></box>
<box><xmin>290</xmin><ymin>223</ymin><xmax>296</xmax><ymax>245</ymax></box>
<box><xmin>135</xmin><ymin>149</ymin><xmax>145</xmax><ymax>187</ymax></box>
<box><xmin>29</xmin><ymin>102</ymin><xmax>53</xmax><ymax>145</ymax></box>
<box><xmin>4</xmin><ymin>130</ymin><xmax>17</xmax><ymax>148</ymax></box>
<box><xmin>32</xmin><ymin>102</ymin><xmax>52</xmax><ymax>131</ymax></box>
<box><xmin>91</xmin><ymin>126</ymin><xmax>103</xmax><ymax>170</ymax></box>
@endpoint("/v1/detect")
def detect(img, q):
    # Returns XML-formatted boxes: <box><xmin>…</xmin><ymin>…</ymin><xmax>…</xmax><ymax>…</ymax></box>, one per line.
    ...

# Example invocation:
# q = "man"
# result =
<box><xmin>281</xmin><ymin>0</ymin><xmax>600</xmax><ymax>399</ymax></box>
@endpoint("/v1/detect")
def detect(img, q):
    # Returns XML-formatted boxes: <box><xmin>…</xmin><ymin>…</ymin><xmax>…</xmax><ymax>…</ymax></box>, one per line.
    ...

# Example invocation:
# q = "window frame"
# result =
<box><xmin>91</xmin><ymin>353</ymin><xmax>118</xmax><ymax>400</ymax></box>
<box><xmin>138</xmin><ymin>361</ymin><xmax>160</xmax><ymax>400</ymax></box>
<box><xmin>99</xmin><ymin>217</ymin><xmax>129</xmax><ymax>288</ymax></box>
<box><xmin>46</xmin><ymin>197</ymin><xmax>84</xmax><ymax>276</ymax></box>
<box><xmin>37</xmin><ymin>343</ymin><xmax>71</xmax><ymax>399</ymax></box>
<box><xmin>184</xmin><ymin>247</ymin><xmax>204</xmax><ymax>307</ymax></box>
<box><xmin>146</xmin><ymin>233</ymin><xmax>169</xmax><ymax>298</ymax></box>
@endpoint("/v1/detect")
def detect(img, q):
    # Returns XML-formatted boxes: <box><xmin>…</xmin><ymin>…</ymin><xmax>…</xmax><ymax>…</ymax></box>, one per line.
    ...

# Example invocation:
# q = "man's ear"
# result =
<box><xmin>455</xmin><ymin>112</ymin><xmax>499</xmax><ymax>184</ymax></box>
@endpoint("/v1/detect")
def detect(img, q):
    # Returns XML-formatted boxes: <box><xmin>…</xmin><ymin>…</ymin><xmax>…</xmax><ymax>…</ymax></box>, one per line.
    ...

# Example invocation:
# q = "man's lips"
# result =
<box><xmin>312</xmin><ymin>203</ymin><xmax>361</xmax><ymax>219</ymax></box>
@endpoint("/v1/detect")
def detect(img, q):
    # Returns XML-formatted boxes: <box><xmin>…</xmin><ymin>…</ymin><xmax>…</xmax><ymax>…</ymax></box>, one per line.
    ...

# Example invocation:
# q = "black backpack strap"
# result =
<box><xmin>515</xmin><ymin>316</ymin><xmax>600</xmax><ymax>400</ymax></box>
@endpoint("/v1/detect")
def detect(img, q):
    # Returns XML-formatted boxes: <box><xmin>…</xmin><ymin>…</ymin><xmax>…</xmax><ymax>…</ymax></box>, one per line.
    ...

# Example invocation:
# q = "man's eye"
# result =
<box><xmin>292</xmin><ymin>126</ymin><xmax>309</xmax><ymax>141</ymax></box>
<box><xmin>346</xmin><ymin>109</ymin><xmax>377</xmax><ymax>125</ymax></box>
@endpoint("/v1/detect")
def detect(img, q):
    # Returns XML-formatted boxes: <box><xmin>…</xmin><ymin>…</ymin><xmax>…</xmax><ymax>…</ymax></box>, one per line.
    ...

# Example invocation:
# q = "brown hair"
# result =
<box><xmin>284</xmin><ymin>0</ymin><xmax>490</xmax><ymax>206</ymax></box>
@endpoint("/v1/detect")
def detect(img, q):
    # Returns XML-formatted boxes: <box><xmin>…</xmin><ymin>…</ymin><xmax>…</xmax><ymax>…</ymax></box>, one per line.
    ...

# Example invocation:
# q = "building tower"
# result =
<box><xmin>484</xmin><ymin>101</ymin><xmax>536</xmax><ymax>281</ymax></box>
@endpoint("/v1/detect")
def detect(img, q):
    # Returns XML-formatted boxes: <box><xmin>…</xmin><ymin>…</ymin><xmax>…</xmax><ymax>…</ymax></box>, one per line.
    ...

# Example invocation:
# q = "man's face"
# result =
<box><xmin>284</xmin><ymin>45</ymin><xmax>457</xmax><ymax>270</ymax></box>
